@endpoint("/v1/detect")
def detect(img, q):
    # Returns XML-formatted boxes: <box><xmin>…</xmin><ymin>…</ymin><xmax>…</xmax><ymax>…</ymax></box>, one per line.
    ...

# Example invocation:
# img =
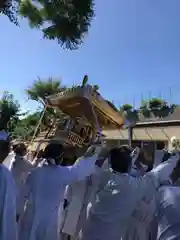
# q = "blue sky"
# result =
<box><xmin>1</xmin><ymin>0</ymin><xmax>180</xmax><ymax>112</ymax></box>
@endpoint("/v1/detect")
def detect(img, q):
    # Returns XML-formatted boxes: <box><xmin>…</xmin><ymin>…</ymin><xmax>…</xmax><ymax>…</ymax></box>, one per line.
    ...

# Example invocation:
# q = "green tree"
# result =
<box><xmin>0</xmin><ymin>0</ymin><xmax>19</xmax><ymax>25</ymax></box>
<box><xmin>19</xmin><ymin>0</ymin><xmax>95</xmax><ymax>49</ymax></box>
<box><xmin>26</xmin><ymin>78</ymin><xmax>66</xmax><ymax>106</ymax></box>
<box><xmin>148</xmin><ymin>98</ymin><xmax>167</xmax><ymax>111</ymax></box>
<box><xmin>0</xmin><ymin>91</ymin><xmax>20</xmax><ymax>131</ymax></box>
<box><xmin>120</xmin><ymin>104</ymin><xmax>133</xmax><ymax>112</ymax></box>
<box><xmin>12</xmin><ymin>112</ymin><xmax>41</xmax><ymax>140</ymax></box>
<box><xmin>26</xmin><ymin>78</ymin><xmax>66</xmax><ymax>128</ymax></box>
<box><xmin>139</xmin><ymin>100</ymin><xmax>150</xmax><ymax>118</ymax></box>
<box><xmin>119</xmin><ymin>104</ymin><xmax>139</xmax><ymax>125</ymax></box>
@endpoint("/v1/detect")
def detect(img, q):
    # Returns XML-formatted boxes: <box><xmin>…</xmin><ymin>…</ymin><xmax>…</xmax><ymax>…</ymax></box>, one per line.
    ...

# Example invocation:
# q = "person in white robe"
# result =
<box><xmin>3</xmin><ymin>148</ymin><xmax>15</xmax><ymax>169</ymax></box>
<box><xmin>124</xmin><ymin>146</ymin><xmax>167</xmax><ymax>240</ymax></box>
<box><xmin>61</xmin><ymin>149</ymin><xmax>110</xmax><ymax>240</ymax></box>
<box><xmin>150</xmin><ymin>157</ymin><xmax>180</xmax><ymax>239</ymax></box>
<box><xmin>11</xmin><ymin>143</ymin><xmax>34</xmax><ymax>216</ymax></box>
<box><xmin>0</xmin><ymin>135</ymin><xmax>18</xmax><ymax>240</ymax></box>
<box><xmin>18</xmin><ymin>142</ymin><xmax>103</xmax><ymax>240</ymax></box>
<box><xmin>0</xmin><ymin>133</ymin><xmax>15</xmax><ymax>170</ymax></box>
<box><xmin>153</xmin><ymin>142</ymin><xmax>167</xmax><ymax>168</ymax></box>
<box><xmin>80</xmin><ymin>147</ymin><xmax>180</xmax><ymax>240</ymax></box>
<box><xmin>155</xmin><ymin>186</ymin><xmax>180</xmax><ymax>240</ymax></box>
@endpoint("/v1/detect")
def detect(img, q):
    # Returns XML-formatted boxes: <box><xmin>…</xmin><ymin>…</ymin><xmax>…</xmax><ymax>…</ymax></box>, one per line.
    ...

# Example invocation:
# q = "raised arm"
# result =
<box><xmin>66</xmin><ymin>145</ymin><xmax>107</xmax><ymax>183</ymax></box>
<box><xmin>130</xmin><ymin>154</ymin><xmax>180</xmax><ymax>202</ymax></box>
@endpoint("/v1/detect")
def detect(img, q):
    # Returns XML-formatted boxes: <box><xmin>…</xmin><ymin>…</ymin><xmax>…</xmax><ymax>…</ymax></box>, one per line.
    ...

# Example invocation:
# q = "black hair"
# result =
<box><xmin>12</xmin><ymin>144</ymin><xmax>18</xmax><ymax>152</ymax></box>
<box><xmin>156</xmin><ymin>142</ymin><xmax>165</xmax><ymax>150</ymax></box>
<box><xmin>0</xmin><ymin>140</ymin><xmax>10</xmax><ymax>162</ymax></box>
<box><xmin>14</xmin><ymin>143</ymin><xmax>27</xmax><ymax>156</ymax></box>
<box><xmin>109</xmin><ymin>146</ymin><xmax>132</xmax><ymax>173</ymax></box>
<box><xmin>42</xmin><ymin>143</ymin><xmax>64</xmax><ymax>165</ymax></box>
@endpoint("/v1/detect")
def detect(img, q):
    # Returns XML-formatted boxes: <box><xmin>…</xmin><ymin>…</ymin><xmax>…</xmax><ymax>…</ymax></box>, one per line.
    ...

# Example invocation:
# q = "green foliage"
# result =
<box><xmin>26</xmin><ymin>77</ymin><xmax>66</xmax><ymax>105</ymax></box>
<box><xmin>139</xmin><ymin>100</ymin><xmax>150</xmax><ymax>118</ymax></box>
<box><xmin>0</xmin><ymin>0</ymin><xmax>19</xmax><ymax>25</ymax></box>
<box><xmin>0</xmin><ymin>91</ymin><xmax>20</xmax><ymax>130</ymax></box>
<box><xmin>82</xmin><ymin>75</ymin><xmax>88</xmax><ymax>87</ymax></box>
<box><xmin>19</xmin><ymin>0</ymin><xmax>95</xmax><ymax>49</ymax></box>
<box><xmin>11</xmin><ymin>112</ymin><xmax>41</xmax><ymax>140</ymax></box>
<box><xmin>120</xmin><ymin>104</ymin><xmax>133</xmax><ymax>112</ymax></box>
<box><xmin>148</xmin><ymin>98</ymin><xmax>167</xmax><ymax>110</ymax></box>
<box><xmin>26</xmin><ymin>78</ymin><xmax>66</xmax><ymax>129</ymax></box>
<box><xmin>120</xmin><ymin>98</ymin><xmax>179</xmax><ymax>124</ymax></box>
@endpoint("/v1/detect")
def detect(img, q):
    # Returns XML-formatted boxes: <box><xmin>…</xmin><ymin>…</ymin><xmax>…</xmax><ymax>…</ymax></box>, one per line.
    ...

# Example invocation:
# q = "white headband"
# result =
<box><xmin>0</xmin><ymin>130</ymin><xmax>8</xmax><ymax>140</ymax></box>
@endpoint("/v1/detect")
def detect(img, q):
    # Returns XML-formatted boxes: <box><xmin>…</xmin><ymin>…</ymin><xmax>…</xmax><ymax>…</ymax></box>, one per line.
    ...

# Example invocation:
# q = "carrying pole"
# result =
<box><xmin>30</xmin><ymin>105</ymin><xmax>47</xmax><ymax>145</ymax></box>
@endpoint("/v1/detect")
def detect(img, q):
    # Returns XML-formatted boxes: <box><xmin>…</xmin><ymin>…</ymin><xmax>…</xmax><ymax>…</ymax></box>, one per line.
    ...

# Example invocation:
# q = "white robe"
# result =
<box><xmin>153</xmin><ymin>150</ymin><xmax>166</xmax><ymax>168</ymax></box>
<box><xmin>81</xmin><ymin>155</ymin><xmax>179</xmax><ymax>240</ymax></box>
<box><xmin>18</xmin><ymin>155</ymin><xmax>98</xmax><ymax>240</ymax></box>
<box><xmin>3</xmin><ymin>151</ymin><xmax>15</xmax><ymax>170</ymax></box>
<box><xmin>156</xmin><ymin>186</ymin><xmax>180</xmax><ymax>240</ymax></box>
<box><xmin>11</xmin><ymin>155</ymin><xmax>34</xmax><ymax>215</ymax></box>
<box><xmin>61</xmin><ymin>159</ymin><xmax>110</xmax><ymax>239</ymax></box>
<box><xmin>62</xmin><ymin>169</ymin><xmax>110</xmax><ymax>239</ymax></box>
<box><xmin>123</xmin><ymin>187</ymin><xmax>156</xmax><ymax>240</ymax></box>
<box><xmin>125</xmin><ymin>164</ymin><xmax>155</xmax><ymax>240</ymax></box>
<box><xmin>0</xmin><ymin>164</ymin><xmax>17</xmax><ymax>240</ymax></box>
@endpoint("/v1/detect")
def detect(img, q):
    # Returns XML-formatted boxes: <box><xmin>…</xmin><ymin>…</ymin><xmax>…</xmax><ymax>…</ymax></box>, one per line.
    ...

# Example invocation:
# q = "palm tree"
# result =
<box><xmin>26</xmin><ymin>77</ymin><xmax>66</xmax><ymax>106</ymax></box>
<box><xmin>26</xmin><ymin>78</ymin><xmax>66</xmax><ymax>133</ymax></box>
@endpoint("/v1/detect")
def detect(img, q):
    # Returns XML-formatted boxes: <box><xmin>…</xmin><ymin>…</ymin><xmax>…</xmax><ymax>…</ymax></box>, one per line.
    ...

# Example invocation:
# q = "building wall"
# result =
<box><xmin>105</xmin><ymin>139</ymin><xmax>168</xmax><ymax>162</ymax></box>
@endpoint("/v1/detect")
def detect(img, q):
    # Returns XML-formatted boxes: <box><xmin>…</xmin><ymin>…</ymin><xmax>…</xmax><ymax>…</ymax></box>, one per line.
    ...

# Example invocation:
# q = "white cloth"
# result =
<box><xmin>62</xmin><ymin>168</ymin><xmax>109</xmax><ymax>238</ymax></box>
<box><xmin>3</xmin><ymin>151</ymin><xmax>15</xmax><ymax>170</ymax></box>
<box><xmin>126</xmin><ymin>155</ymin><xmax>180</xmax><ymax>240</ymax></box>
<box><xmin>11</xmin><ymin>155</ymin><xmax>34</xmax><ymax>215</ymax></box>
<box><xmin>156</xmin><ymin>186</ymin><xmax>180</xmax><ymax>240</ymax></box>
<box><xmin>153</xmin><ymin>150</ymin><xmax>165</xmax><ymax>167</ymax></box>
<box><xmin>62</xmin><ymin>179</ymin><xmax>88</xmax><ymax>236</ymax></box>
<box><xmin>126</xmin><ymin>163</ymin><xmax>155</xmax><ymax>240</ymax></box>
<box><xmin>151</xmin><ymin>154</ymin><xmax>179</xmax><ymax>182</ymax></box>
<box><xmin>0</xmin><ymin>165</ymin><xmax>17</xmax><ymax>240</ymax></box>
<box><xmin>81</xmin><ymin>155</ymin><xmax>180</xmax><ymax>240</ymax></box>
<box><xmin>124</xmin><ymin>188</ymin><xmax>156</xmax><ymax>240</ymax></box>
<box><xmin>131</xmin><ymin>164</ymin><xmax>147</xmax><ymax>177</ymax></box>
<box><xmin>18</xmin><ymin>155</ymin><xmax>98</xmax><ymax>240</ymax></box>
<box><xmin>61</xmin><ymin>158</ymin><xmax>110</xmax><ymax>238</ymax></box>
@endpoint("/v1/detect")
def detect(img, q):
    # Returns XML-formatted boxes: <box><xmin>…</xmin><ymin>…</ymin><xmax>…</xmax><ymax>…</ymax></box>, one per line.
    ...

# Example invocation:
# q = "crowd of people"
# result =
<box><xmin>0</xmin><ymin>129</ymin><xmax>180</xmax><ymax>240</ymax></box>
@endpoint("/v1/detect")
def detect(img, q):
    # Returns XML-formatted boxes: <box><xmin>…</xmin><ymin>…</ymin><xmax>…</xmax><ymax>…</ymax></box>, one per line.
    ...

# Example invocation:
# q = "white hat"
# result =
<box><xmin>171</xmin><ymin>136</ymin><xmax>177</xmax><ymax>143</ymax></box>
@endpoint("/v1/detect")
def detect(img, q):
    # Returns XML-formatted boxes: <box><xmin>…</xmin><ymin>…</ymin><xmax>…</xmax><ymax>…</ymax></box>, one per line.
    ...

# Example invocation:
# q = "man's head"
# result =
<box><xmin>156</xmin><ymin>142</ymin><xmax>166</xmax><ymax>151</ymax></box>
<box><xmin>43</xmin><ymin>142</ymin><xmax>64</xmax><ymax>165</ymax></box>
<box><xmin>0</xmin><ymin>140</ymin><xmax>10</xmax><ymax>163</ymax></box>
<box><xmin>14</xmin><ymin>143</ymin><xmax>27</xmax><ymax>157</ymax></box>
<box><xmin>109</xmin><ymin>146</ymin><xmax>132</xmax><ymax>173</ymax></box>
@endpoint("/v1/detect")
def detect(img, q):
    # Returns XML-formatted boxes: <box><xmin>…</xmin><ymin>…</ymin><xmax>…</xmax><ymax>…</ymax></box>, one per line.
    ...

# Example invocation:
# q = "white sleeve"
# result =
<box><xmin>67</xmin><ymin>155</ymin><xmax>98</xmax><ymax>183</ymax></box>
<box><xmin>151</xmin><ymin>154</ymin><xmax>179</xmax><ymax>183</ymax></box>
<box><xmin>129</xmin><ymin>154</ymin><xmax>180</xmax><ymax>201</ymax></box>
<box><xmin>153</xmin><ymin>150</ymin><xmax>165</xmax><ymax>167</ymax></box>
